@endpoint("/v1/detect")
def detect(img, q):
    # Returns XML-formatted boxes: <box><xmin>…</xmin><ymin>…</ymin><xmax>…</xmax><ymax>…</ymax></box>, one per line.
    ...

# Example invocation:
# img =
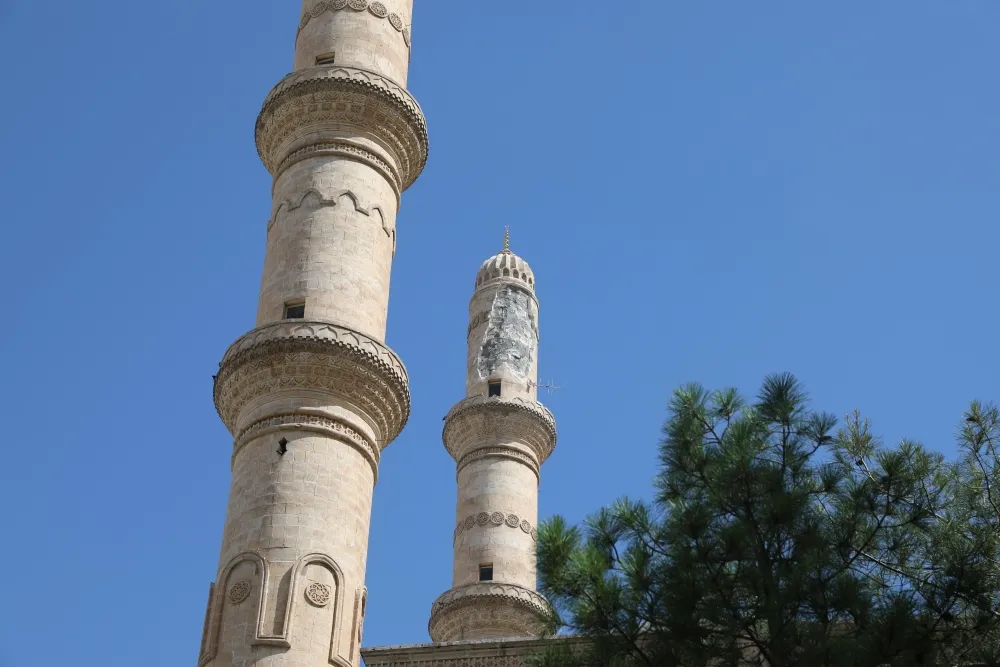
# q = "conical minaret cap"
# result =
<box><xmin>474</xmin><ymin>228</ymin><xmax>535</xmax><ymax>292</ymax></box>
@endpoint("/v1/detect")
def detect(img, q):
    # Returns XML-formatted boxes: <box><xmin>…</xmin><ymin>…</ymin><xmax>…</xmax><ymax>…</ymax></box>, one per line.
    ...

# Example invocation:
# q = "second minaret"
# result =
<box><xmin>428</xmin><ymin>237</ymin><xmax>558</xmax><ymax>642</ymax></box>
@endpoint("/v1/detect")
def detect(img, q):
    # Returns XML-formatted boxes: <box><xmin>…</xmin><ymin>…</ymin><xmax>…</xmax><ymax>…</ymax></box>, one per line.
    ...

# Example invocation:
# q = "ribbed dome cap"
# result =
<box><xmin>474</xmin><ymin>231</ymin><xmax>535</xmax><ymax>292</ymax></box>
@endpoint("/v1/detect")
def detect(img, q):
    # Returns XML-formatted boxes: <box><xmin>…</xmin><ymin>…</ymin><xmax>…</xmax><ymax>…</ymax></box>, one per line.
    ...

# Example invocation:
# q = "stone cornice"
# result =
<box><xmin>361</xmin><ymin>636</ymin><xmax>589</xmax><ymax>667</ymax></box>
<box><xmin>214</xmin><ymin>322</ymin><xmax>409</xmax><ymax>446</ymax></box>
<box><xmin>455</xmin><ymin>446</ymin><xmax>540</xmax><ymax>480</ymax></box>
<box><xmin>255</xmin><ymin>65</ymin><xmax>428</xmax><ymax>190</ymax></box>
<box><xmin>234</xmin><ymin>412</ymin><xmax>381</xmax><ymax>480</ymax></box>
<box><xmin>428</xmin><ymin>583</ymin><xmax>550</xmax><ymax>644</ymax></box>
<box><xmin>443</xmin><ymin>396</ymin><xmax>557</xmax><ymax>466</ymax></box>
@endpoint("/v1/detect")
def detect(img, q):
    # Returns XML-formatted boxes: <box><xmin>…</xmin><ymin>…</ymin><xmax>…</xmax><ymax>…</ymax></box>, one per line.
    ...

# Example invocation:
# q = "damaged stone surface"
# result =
<box><xmin>474</xmin><ymin>285</ymin><xmax>538</xmax><ymax>381</ymax></box>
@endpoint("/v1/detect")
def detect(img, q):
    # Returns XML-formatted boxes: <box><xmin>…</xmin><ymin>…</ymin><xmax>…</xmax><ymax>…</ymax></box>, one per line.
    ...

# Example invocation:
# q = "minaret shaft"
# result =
<box><xmin>199</xmin><ymin>2</ymin><xmax>426</xmax><ymax>666</ymax></box>
<box><xmin>430</xmin><ymin>248</ymin><xmax>557</xmax><ymax>643</ymax></box>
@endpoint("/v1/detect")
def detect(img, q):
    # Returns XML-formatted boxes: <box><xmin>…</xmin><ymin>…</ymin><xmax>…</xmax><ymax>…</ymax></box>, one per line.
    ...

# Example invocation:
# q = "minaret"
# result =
<box><xmin>428</xmin><ymin>233</ymin><xmax>558</xmax><ymax>642</ymax></box>
<box><xmin>198</xmin><ymin>2</ymin><xmax>427</xmax><ymax>666</ymax></box>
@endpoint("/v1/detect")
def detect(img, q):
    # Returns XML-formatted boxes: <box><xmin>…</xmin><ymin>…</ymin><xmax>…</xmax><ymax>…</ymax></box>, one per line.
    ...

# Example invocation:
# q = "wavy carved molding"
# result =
<box><xmin>453</xmin><ymin>510</ymin><xmax>537</xmax><ymax>544</ymax></box>
<box><xmin>268</xmin><ymin>189</ymin><xmax>395</xmax><ymax>248</ymax></box>
<box><xmin>299</xmin><ymin>0</ymin><xmax>411</xmax><ymax>51</ymax></box>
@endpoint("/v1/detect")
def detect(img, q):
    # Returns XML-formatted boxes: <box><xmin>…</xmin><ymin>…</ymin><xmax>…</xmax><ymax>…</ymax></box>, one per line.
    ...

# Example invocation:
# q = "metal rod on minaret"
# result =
<box><xmin>200</xmin><ymin>3</ymin><xmax>428</xmax><ymax>666</ymax></box>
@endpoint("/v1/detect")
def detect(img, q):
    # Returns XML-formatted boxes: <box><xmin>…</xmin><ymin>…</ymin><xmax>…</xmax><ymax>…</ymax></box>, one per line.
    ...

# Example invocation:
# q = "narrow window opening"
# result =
<box><xmin>284</xmin><ymin>301</ymin><xmax>306</xmax><ymax>319</ymax></box>
<box><xmin>479</xmin><ymin>564</ymin><xmax>494</xmax><ymax>581</ymax></box>
<box><xmin>488</xmin><ymin>381</ymin><xmax>502</xmax><ymax>397</ymax></box>
<box><xmin>315</xmin><ymin>52</ymin><xmax>336</xmax><ymax>66</ymax></box>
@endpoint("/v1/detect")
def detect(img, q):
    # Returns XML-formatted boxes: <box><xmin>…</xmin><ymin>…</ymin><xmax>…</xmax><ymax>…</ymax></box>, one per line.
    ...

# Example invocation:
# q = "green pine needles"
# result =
<box><xmin>535</xmin><ymin>373</ymin><xmax>1000</xmax><ymax>667</ymax></box>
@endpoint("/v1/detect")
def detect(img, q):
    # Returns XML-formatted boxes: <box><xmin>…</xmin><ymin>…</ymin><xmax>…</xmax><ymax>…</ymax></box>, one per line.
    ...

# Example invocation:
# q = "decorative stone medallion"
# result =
<box><xmin>305</xmin><ymin>582</ymin><xmax>332</xmax><ymax>607</ymax></box>
<box><xmin>229</xmin><ymin>580</ymin><xmax>252</xmax><ymax>605</ymax></box>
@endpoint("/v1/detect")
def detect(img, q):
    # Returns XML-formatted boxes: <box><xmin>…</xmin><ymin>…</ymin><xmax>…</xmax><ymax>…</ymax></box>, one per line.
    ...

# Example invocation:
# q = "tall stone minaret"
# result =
<box><xmin>428</xmin><ymin>234</ymin><xmax>558</xmax><ymax>642</ymax></box>
<box><xmin>198</xmin><ymin>2</ymin><xmax>427</xmax><ymax>666</ymax></box>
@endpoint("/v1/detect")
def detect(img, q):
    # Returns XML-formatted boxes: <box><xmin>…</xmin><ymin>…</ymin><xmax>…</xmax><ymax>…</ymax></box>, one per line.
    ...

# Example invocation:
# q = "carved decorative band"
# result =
<box><xmin>443</xmin><ymin>396</ymin><xmax>557</xmax><ymax>465</ymax></box>
<box><xmin>453</xmin><ymin>510</ymin><xmax>537</xmax><ymax>544</ymax></box>
<box><xmin>455</xmin><ymin>446</ymin><xmax>540</xmax><ymax>479</ymax></box>
<box><xmin>256</xmin><ymin>66</ymin><xmax>428</xmax><ymax>190</ymax></box>
<box><xmin>298</xmin><ymin>0</ymin><xmax>411</xmax><ymax>51</ymax></box>
<box><xmin>274</xmin><ymin>141</ymin><xmax>403</xmax><ymax>203</ymax></box>
<box><xmin>214</xmin><ymin>322</ymin><xmax>409</xmax><ymax>446</ymax></box>
<box><xmin>428</xmin><ymin>583</ymin><xmax>550</xmax><ymax>643</ymax></box>
<box><xmin>234</xmin><ymin>413</ymin><xmax>380</xmax><ymax>479</ymax></box>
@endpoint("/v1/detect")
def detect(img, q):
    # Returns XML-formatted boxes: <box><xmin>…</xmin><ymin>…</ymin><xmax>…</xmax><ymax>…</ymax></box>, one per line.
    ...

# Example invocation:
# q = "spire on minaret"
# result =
<box><xmin>503</xmin><ymin>226</ymin><xmax>510</xmax><ymax>253</ymax></box>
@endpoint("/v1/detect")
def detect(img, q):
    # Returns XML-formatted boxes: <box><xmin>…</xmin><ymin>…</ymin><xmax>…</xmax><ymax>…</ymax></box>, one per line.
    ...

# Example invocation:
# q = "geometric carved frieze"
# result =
<box><xmin>214</xmin><ymin>322</ymin><xmax>410</xmax><ymax>448</ymax></box>
<box><xmin>298</xmin><ymin>0</ymin><xmax>412</xmax><ymax>51</ymax></box>
<box><xmin>453</xmin><ymin>510</ymin><xmax>537</xmax><ymax>545</ymax></box>
<box><xmin>428</xmin><ymin>583</ymin><xmax>551</xmax><ymax>644</ymax></box>
<box><xmin>443</xmin><ymin>396</ymin><xmax>556</xmax><ymax>466</ymax></box>
<box><xmin>256</xmin><ymin>66</ymin><xmax>428</xmax><ymax>190</ymax></box>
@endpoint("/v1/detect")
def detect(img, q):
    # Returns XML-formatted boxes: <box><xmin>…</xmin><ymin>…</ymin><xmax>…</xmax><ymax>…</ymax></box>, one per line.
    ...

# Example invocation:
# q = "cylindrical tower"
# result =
<box><xmin>198</xmin><ymin>3</ymin><xmax>427</xmax><ymax>667</ymax></box>
<box><xmin>428</xmin><ymin>236</ymin><xmax>558</xmax><ymax>643</ymax></box>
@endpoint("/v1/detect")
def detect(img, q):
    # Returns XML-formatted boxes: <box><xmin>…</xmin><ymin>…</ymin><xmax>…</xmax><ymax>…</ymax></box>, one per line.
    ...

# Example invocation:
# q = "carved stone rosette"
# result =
<box><xmin>442</xmin><ymin>395</ymin><xmax>557</xmax><ymax>475</ymax></box>
<box><xmin>214</xmin><ymin>321</ymin><xmax>410</xmax><ymax>452</ymax></box>
<box><xmin>255</xmin><ymin>65</ymin><xmax>429</xmax><ymax>193</ymax></box>
<box><xmin>427</xmin><ymin>583</ymin><xmax>551</xmax><ymax>643</ymax></box>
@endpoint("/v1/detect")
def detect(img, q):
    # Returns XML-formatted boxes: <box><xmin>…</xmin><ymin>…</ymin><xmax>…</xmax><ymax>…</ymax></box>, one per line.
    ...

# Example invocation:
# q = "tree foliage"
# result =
<box><xmin>535</xmin><ymin>374</ymin><xmax>1000</xmax><ymax>667</ymax></box>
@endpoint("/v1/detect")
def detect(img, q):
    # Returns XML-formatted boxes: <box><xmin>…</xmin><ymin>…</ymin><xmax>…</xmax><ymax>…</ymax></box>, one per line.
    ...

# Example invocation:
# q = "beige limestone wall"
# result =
<box><xmin>453</xmin><ymin>457</ymin><xmax>539</xmax><ymax>590</ymax></box>
<box><xmin>256</xmin><ymin>156</ymin><xmax>398</xmax><ymax>342</ymax></box>
<box><xmin>295</xmin><ymin>0</ymin><xmax>413</xmax><ymax>84</ymax></box>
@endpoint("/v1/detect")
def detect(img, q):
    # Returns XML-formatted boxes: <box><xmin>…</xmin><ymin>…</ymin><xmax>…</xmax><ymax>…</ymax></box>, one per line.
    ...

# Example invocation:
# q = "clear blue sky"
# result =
<box><xmin>0</xmin><ymin>2</ymin><xmax>997</xmax><ymax>665</ymax></box>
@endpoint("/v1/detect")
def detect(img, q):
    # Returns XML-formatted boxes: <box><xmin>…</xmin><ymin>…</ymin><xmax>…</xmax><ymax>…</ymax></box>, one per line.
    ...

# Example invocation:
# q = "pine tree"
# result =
<box><xmin>535</xmin><ymin>374</ymin><xmax>1000</xmax><ymax>666</ymax></box>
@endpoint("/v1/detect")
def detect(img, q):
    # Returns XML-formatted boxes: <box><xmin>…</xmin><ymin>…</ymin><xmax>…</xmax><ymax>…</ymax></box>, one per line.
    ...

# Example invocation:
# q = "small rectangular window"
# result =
<box><xmin>315</xmin><ymin>52</ymin><xmax>336</xmax><ymax>65</ymax></box>
<box><xmin>284</xmin><ymin>302</ymin><xmax>305</xmax><ymax>319</ymax></box>
<box><xmin>488</xmin><ymin>381</ymin><xmax>502</xmax><ymax>397</ymax></box>
<box><xmin>479</xmin><ymin>564</ymin><xmax>494</xmax><ymax>581</ymax></box>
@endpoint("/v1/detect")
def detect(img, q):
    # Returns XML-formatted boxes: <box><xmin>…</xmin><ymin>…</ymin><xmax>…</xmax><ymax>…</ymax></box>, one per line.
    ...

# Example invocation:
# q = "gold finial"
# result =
<box><xmin>503</xmin><ymin>226</ymin><xmax>510</xmax><ymax>252</ymax></box>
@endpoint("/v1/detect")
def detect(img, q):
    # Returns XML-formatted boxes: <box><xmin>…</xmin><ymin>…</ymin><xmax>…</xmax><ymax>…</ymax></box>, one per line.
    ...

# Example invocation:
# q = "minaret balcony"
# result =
<box><xmin>255</xmin><ymin>65</ymin><xmax>428</xmax><ymax>192</ymax></box>
<box><xmin>442</xmin><ymin>396</ymin><xmax>557</xmax><ymax>474</ymax></box>
<box><xmin>427</xmin><ymin>582</ymin><xmax>551</xmax><ymax>644</ymax></box>
<box><xmin>213</xmin><ymin>321</ymin><xmax>410</xmax><ymax>455</ymax></box>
